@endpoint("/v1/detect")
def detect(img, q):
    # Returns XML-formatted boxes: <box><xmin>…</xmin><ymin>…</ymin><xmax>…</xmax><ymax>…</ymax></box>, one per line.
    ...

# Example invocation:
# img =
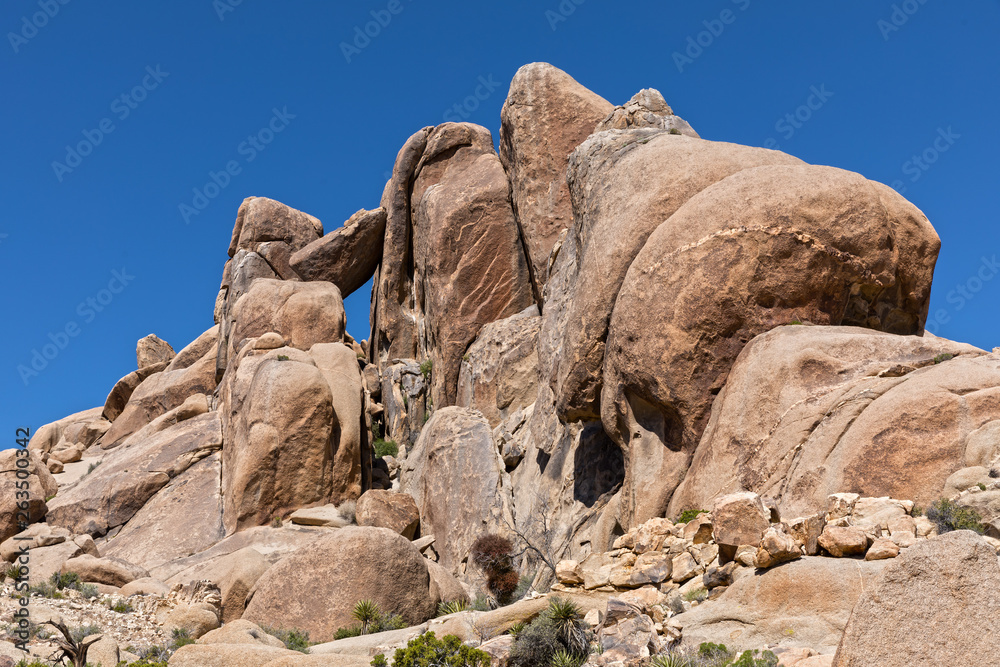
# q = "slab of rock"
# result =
<box><xmin>712</xmin><ymin>492</ymin><xmax>771</xmax><ymax>562</ymax></box>
<box><xmin>61</xmin><ymin>554</ymin><xmax>148</xmax><ymax>586</ymax></box>
<box><xmin>818</xmin><ymin>526</ymin><xmax>868</xmax><ymax>558</ymax></box>
<box><xmin>136</xmin><ymin>334</ymin><xmax>175</xmax><ymax>369</ymax></box>
<box><xmin>101</xmin><ymin>453</ymin><xmax>224</xmax><ymax>571</ymax></box>
<box><xmin>834</xmin><ymin>531</ymin><xmax>1000</xmax><ymax>666</ymax></box>
<box><xmin>755</xmin><ymin>525</ymin><xmax>803</xmax><ymax>569</ymax></box>
<box><xmin>119</xmin><ymin>577</ymin><xmax>170</xmax><ymax>597</ymax></box>
<box><xmin>288</xmin><ymin>505</ymin><xmax>350</xmax><ymax>528</ymax></box>
<box><xmin>164</xmin><ymin>325</ymin><xmax>219</xmax><ymax>372</ymax></box>
<box><xmin>169</xmin><ymin>643</ymin><xmax>297</xmax><ymax>666</ymax></box>
<box><xmin>100</xmin><ymin>363</ymin><xmax>168</xmax><ymax>423</ymax></box>
<box><xmin>456</xmin><ymin>309</ymin><xmax>541</xmax><ymax>429</ymax></box>
<box><xmin>27</xmin><ymin>407</ymin><xmax>108</xmax><ymax>460</ymax></box>
<box><xmin>22</xmin><ymin>541</ymin><xmax>83</xmax><ymax>585</ymax></box>
<box><xmin>228</xmin><ymin>196</ymin><xmax>323</xmax><ymax>258</ymax></box>
<box><xmin>605</xmin><ymin>166</ymin><xmax>940</xmax><ymax>527</ymax></box>
<box><xmin>864</xmin><ymin>538</ymin><xmax>900</xmax><ymax>561</ymax></box>
<box><xmin>164</xmin><ymin>602</ymin><xmax>221</xmax><ymax>639</ymax></box>
<box><xmin>290</xmin><ymin>207</ymin><xmax>387</xmax><ymax>298</ymax></box>
<box><xmin>0</xmin><ymin>523</ymin><xmax>70</xmax><ymax>561</ymax></box>
<box><xmin>499</xmin><ymin>62</ymin><xmax>614</xmax><ymax>289</ymax></box>
<box><xmin>47</xmin><ymin>412</ymin><xmax>222</xmax><ymax>536</ymax></box>
<box><xmin>426</xmin><ymin>559</ymin><xmax>469</xmax><ymax>606</ymax></box>
<box><xmin>672</xmin><ymin>326</ymin><xmax>987</xmax><ymax>519</ymax></box>
<box><xmin>356</xmin><ymin>490</ymin><xmax>420</xmax><ymax>539</ymax></box>
<box><xmin>596</xmin><ymin>599</ymin><xmax>661</xmax><ymax>662</ymax></box>
<box><xmin>0</xmin><ymin>449</ymin><xmax>58</xmax><ymax>542</ymax></box>
<box><xmin>677</xmin><ymin>556</ymin><xmax>888</xmax><ymax>654</ymax></box>
<box><xmin>101</xmin><ymin>349</ymin><xmax>217</xmax><ymax>448</ymax></box>
<box><xmin>400</xmin><ymin>407</ymin><xmax>507</xmax><ymax>572</ymax></box>
<box><xmin>242</xmin><ymin>527</ymin><xmax>439</xmax><ymax>643</ymax></box>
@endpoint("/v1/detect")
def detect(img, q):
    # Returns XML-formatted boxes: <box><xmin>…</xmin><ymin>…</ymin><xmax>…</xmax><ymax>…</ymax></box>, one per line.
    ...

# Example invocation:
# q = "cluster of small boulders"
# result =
<box><xmin>553</xmin><ymin>491</ymin><xmax>1000</xmax><ymax>643</ymax></box>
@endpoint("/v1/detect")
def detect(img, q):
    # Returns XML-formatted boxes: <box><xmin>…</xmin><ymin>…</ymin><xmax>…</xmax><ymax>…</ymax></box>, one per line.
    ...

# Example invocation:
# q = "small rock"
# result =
<box><xmin>817</xmin><ymin>525</ymin><xmax>868</xmax><ymax>558</ymax></box>
<box><xmin>864</xmin><ymin>538</ymin><xmax>900</xmax><ymax>561</ymax></box>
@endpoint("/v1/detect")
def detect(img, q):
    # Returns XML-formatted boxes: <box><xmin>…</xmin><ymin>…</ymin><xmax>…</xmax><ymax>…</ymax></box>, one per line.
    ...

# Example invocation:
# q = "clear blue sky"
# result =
<box><xmin>3</xmin><ymin>0</ymin><xmax>999</xmax><ymax>440</ymax></box>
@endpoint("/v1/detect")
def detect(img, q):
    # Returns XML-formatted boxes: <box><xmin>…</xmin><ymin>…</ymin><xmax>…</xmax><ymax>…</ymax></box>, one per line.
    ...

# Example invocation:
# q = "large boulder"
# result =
<box><xmin>222</xmin><ymin>353</ymin><xmax>339</xmax><ymax>533</ymax></box>
<box><xmin>372</xmin><ymin>123</ymin><xmax>535</xmax><ymax>409</ymax></box>
<box><xmin>0</xmin><ymin>450</ymin><xmax>58</xmax><ymax>542</ymax></box>
<box><xmin>290</xmin><ymin>207</ymin><xmax>387</xmax><ymax>298</ymax></box>
<box><xmin>100</xmin><ymin>362</ymin><xmax>169</xmax><ymax>423</ymax></box>
<box><xmin>47</xmin><ymin>412</ymin><xmax>222</xmax><ymax>536</ymax></box>
<box><xmin>101</xmin><ymin>349</ymin><xmax>217</xmax><ymax>448</ymax></box>
<box><xmin>165</xmin><ymin>325</ymin><xmax>219</xmax><ymax>372</ymax></box>
<box><xmin>676</xmin><ymin>557</ymin><xmax>889</xmax><ymax>654</ymax></box>
<box><xmin>671</xmin><ymin>327</ymin><xmax>992</xmax><ymax>518</ymax></box>
<box><xmin>356</xmin><ymin>490</ymin><xmax>420</xmax><ymax>539</ymax></box>
<box><xmin>499</xmin><ymin>62</ymin><xmax>613</xmax><ymax>289</ymax></box>
<box><xmin>602</xmin><ymin>165</ymin><xmax>941</xmax><ymax>526</ymax></box>
<box><xmin>101</xmin><ymin>453</ymin><xmax>224</xmax><ymax>571</ymax></box>
<box><xmin>834</xmin><ymin>531</ymin><xmax>1000</xmax><ymax>666</ymax></box>
<box><xmin>400</xmin><ymin>408</ymin><xmax>508</xmax><ymax>573</ymax></box>
<box><xmin>27</xmin><ymin>407</ymin><xmax>109</xmax><ymax>464</ymax></box>
<box><xmin>550</xmin><ymin>134</ymin><xmax>805</xmax><ymax>425</ymax></box>
<box><xmin>61</xmin><ymin>553</ymin><xmax>148</xmax><ymax>586</ymax></box>
<box><xmin>228</xmin><ymin>195</ymin><xmax>323</xmax><ymax>258</ymax></box>
<box><xmin>136</xmin><ymin>334</ymin><xmax>175</xmax><ymax>369</ymax></box>
<box><xmin>242</xmin><ymin>527</ymin><xmax>439</xmax><ymax>643</ymax></box>
<box><xmin>456</xmin><ymin>308</ymin><xmax>541</xmax><ymax>429</ymax></box>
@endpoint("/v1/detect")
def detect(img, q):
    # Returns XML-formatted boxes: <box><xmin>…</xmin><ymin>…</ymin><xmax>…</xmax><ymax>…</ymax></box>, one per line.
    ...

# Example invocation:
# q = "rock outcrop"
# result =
<box><xmin>290</xmin><ymin>207</ymin><xmax>387</xmax><ymax>298</ymax></box>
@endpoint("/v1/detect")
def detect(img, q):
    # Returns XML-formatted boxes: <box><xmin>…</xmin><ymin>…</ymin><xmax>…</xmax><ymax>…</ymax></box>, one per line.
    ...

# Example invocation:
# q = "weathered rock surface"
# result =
<box><xmin>499</xmin><ymin>62</ymin><xmax>614</xmax><ymax>289</ymax></box>
<box><xmin>165</xmin><ymin>325</ymin><xmax>220</xmax><ymax>372</ymax></box>
<box><xmin>136</xmin><ymin>334</ymin><xmax>175</xmax><ymax>369</ymax></box>
<box><xmin>228</xmin><ymin>196</ymin><xmax>323</xmax><ymax>259</ymax></box>
<box><xmin>61</xmin><ymin>554</ymin><xmax>148</xmax><ymax>586</ymax></box>
<box><xmin>100</xmin><ymin>362</ymin><xmax>169</xmax><ymax>423</ymax></box>
<box><xmin>400</xmin><ymin>408</ymin><xmax>508</xmax><ymax>573</ymax></box>
<box><xmin>596</xmin><ymin>88</ymin><xmax>699</xmax><ymax>136</ymax></box>
<box><xmin>27</xmin><ymin>407</ymin><xmax>109</xmax><ymax>464</ymax></box>
<box><xmin>243</xmin><ymin>527</ymin><xmax>439</xmax><ymax>643</ymax></box>
<box><xmin>456</xmin><ymin>308</ymin><xmax>540</xmax><ymax>428</ymax></box>
<box><xmin>356</xmin><ymin>490</ymin><xmax>420</xmax><ymax>539</ymax></box>
<box><xmin>604</xmin><ymin>165</ymin><xmax>941</xmax><ymax>525</ymax></box>
<box><xmin>47</xmin><ymin>412</ymin><xmax>222</xmax><ymax>536</ymax></box>
<box><xmin>0</xmin><ymin>449</ymin><xmax>58</xmax><ymax>542</ymax></box>
<box><xmin>101</xmin><ymin>349</ymin><xmax>217</xmax><ymax>448</ymax></box>
<box><xmin>290</xmin><ymin>207</ymin><xmax>387</xmax><ymax>298</ymax></box>
<box><xmin>672</xmin><ymin>326</ymin><xmax>991</xmax><ymax>518</ymax></box>
<box><xmin>677</xmin><ymin>557</ymin><xmax>888</xmax><ymax>653</ymax></box>
<box><xmin>101</xmin><ymin>453</ymin><xmax>223</xmax><ymax>571</ymax></box>
<box><xmin>834</xmin><ymin>531</ymin><xmax>1000</xmax><ymax>666</ymax></box>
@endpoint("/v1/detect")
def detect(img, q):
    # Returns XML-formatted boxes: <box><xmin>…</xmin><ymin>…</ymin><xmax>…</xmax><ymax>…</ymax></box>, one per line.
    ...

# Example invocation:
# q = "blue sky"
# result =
<box><xmin>2</xmin><ymin>0</ymin><xmax>999</xmax><ymax>439</ymax></box>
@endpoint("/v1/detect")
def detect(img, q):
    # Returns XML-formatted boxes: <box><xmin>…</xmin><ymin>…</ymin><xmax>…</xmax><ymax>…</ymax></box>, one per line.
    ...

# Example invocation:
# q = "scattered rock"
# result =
<box><xmin>356</xmin><ymin>490</ymin><xmax>420</xmax><ymax>539</ymax></box>
<box><xmin>136</xmin><ymin>334</ymin><xmax>175</xmax><ymax>369</ymax></box>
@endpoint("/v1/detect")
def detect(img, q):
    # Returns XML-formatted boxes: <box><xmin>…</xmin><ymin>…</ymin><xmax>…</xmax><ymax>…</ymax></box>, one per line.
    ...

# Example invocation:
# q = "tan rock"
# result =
<box><xmin>243</xmin><ymin>527</ymin><xmax>438</xmax><ymax>643</ymax></box>
<box><xmin>0</xmin><ymin>449</ymin><xmax>57</xmax><ymax>542</ymax></box>
<box><xmin>556</xmin><ymin>560</ymin><xmax>584</xmax><ymax>585</ymax></box>
<box><xmin>165</xmin><ymin>325</ymin><xmax>220</xmax><ymax>372</ymax></box>
<box><xmin>136</xmin><ymin>334</ymin><xmax>175</xmax><ymax>369</ymax></box>
<box><xmin>682</xmin><ymin>514</ymin><xmax>713</xmax><ymax>544</ymax></box>
<box><xmin>100</xmin><ymin>363</ymin><xmax>168</xmax><ymax>423</ymax></box>
<box><xmin>254</xmin><ymin>332</ymin><xmax>285</xmax><ymax>350</ymax></box>
<box><xmin>87</xmin><ymin>634</ymin><xmax>119</xmax><ymax>667</ymax></box>
<box><xmin>61</xmin><ymin>554</ymin><xmax>148</xmax><ymax>586</ymax></box>
<box><xmin>864</xmin><ymin>538</ymin><xmax>900</xmax><ymax>561</ymax></box>
<box><xmin>834</xmin><ymin>531</ymin><xmax>1000</xmax><ymax>666</ymax></box>
<box><xmin>711</xmin><ymin>492</ymin><xmax>771</xmax><ymax>562</ymax></box>
<box><xmin>22</xmin><ymin>540</ymin><xmax>82</xmax><ymax>584</ymax></box>
<box><xmin>1</xmin><ymin>523</ymin><xmax>71</xmax><ymax>561</ymax></box>
<box><xmin>198</xmin><ymin>619</ymin><xmax>286</xmax><ymax>647</ymax></box>
<box><xmin>596</xmin><ymin>88</ymin><xmax>699</xmax><ymax>135</ymax></box>
<box><xmin>228</xmin><ymin>196</ymin><xmax>323</xmax><ymax>258</ymax></box>
<box><xmin>119</xmin><ymin>577</ymin><xmax>170</xmax><ymax>597</ymax></box>
<box><xmin>499</xmin><ymin>62</ymin><xmax>614</xmax><ymax>289</ymax></box>
<box><xmin>818</xmin><ymin>526</ymin><xmax>868</xmax><ymax>558</ymax></box>
<box><xmin>168</xmin><ymin>643</ymin><xmax>297</xmax><ymax>666</ymax></box>
<box><xmin>165</xmin><ymin>602</ymin><xmax>221</xmax><ymax>639</ymax></box>
<box><xmin>755</xmin><ymin>525</ymin><xmax>803</xmax><ymax>569</ymax></box>
<box><xmin>426</xmin><ymin>559</ymin><xmax>469</xmax><ymax>607</ymax></box>
<box><xmin>671</xmin><ymin>327</ymin><xmax>986</xmax><ymax>519</ymax></box>
<box><xmin>356</xmin><ymin>490</ymin><xmax>419</xmax><ymax>539</ymax></box>
<box><xmin>47</xmin><ymin>413</ymin><xmax>222</xmax><ymax>536</ymax></box>
<box><xmin>399</xmin><ymin>408</ymin><xmax>507</xmax><ymax>573</ymax></box>
<box><xmin>670</xmin><ymin>552</ymin><xmax>702</xmax><ymax>583</ymax></box>
<box><xmin>290</xmin><ymin>207</ymin><xmax>387</xmax><ymax>299</ymax></box>
<box><xmin>288</xmin><ymin>505</ymin><xmax>349</xmax><ymax>528</ymax></box>
<box><xmin>787</xmin><ymin>514</ymin><xmax>827</xmax><ymax>556</ymax></box>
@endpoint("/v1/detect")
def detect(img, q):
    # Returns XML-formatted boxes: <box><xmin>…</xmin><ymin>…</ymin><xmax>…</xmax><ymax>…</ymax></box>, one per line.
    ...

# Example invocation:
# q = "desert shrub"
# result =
<box><xmin>354</xmin><ymin>599</ymin><xmax>383</xmax><ymax>634</ymax></box>
<box><xmin>509</xmin><ymin>598</ymin><xmax>590</xmax><ymax>667</ymax></box>
<box><xmin>277</xmin><ymin>354</ymin><xmax>290</xmax><ymax>361</ymax></box>
<box><xmin>69</xmin><ymin>623</ymin><xmax>102</xmax><ymax>643</ymax></box>
<box><xmin>382</xmin><ymin>631</ymin><xmax>489</xmax><ymax>667</ymax></box>
<box><xmin>471</xmin><ymin>594</ymin><xmax>491</xmax><ymax>611</ymax></box>
<box><xmin>262</xmin><ymin>626</ymin><xmax>311</xmax><ymax>653</ymax></box>
<box><xmin>107</xmin><ymin>599</ymin><xmax>134</xmax><ymax>613</ymax></box>
<box><xmin>990</xmin><ymin>468</ymin><xmax>999</xmax><ymax>479</ymax></box>
<box><xmin>336</xmin><ymin>600</ymin><xmax>407</xmax><ymax>638</ymax></box>
<box><xmin>78</xmin><ymin>583</ymin><xmax>99</xmax><ymax>599</ymax></box>
<box><xmin>29</xmin><ymin>581</ymin><xmax>61</xmax><ymax>598</ymax></box>
<box><xmin>334</xmin><ymin>625</ymin><xmax>364</xmax><ymax>640</ymax></box>
<box><xmin>677</xmin><ymin>509</ymin><xmax>707</xmax><ymax>524</ymax></box>
<box><xmin>170</xmin><ymin>628</ymin><xmax>195</xmax><ymax>650</ymax></box>
<box><xmin>926</xmin><ymin>498</ymin><xmax>985</xmax><ymax>534</ymax></box>
<box><xmin>86</xmin><ymin>461</ymin><xmax>102</xmax><ymax>475</ymax></box>
<box><xmin>933</xmin><ymin>353</ymin><xmax>954</xmax><ymax>364</ymax></box>
<box><xmin>270</xmin><ymin>516</ymin><xmax>283</xmax><ymax>527</ymax></box>
<box><xmin>372</xmin><ymin>655</ymin><xmax>389</xmax><ymax>667</ymax></box>
<box><xmin>551</xmin><ymin>649</ymin><xmax>584</xmax><ymax>667</ymax></box>
<box><xmin>420</xmin><ymin>359</ymin><xmax>433</xmax><ymax>380</ymax></box>
<box><xmin>470</xmin><ymin>534</ymin><xmax>518</xmax><ymax>606</ymax></box>
<box><xmin>683</xmin><ymin>587</ymin><xmax>709</xmax><ymax>603</ymax></box>
<box><xmin>129</xmin><ymin>644</ymin><xmax>171</xmax><ymax>661</ymax></box>
<box><xmin>668</xmin><ymin>128</ymin><xmax>682</xmax><ymax>135</ymax></box>
<box><xmin>979</xmin><ymin>482</ymin><xmax>988</xmax><ymax>491</ymax></box>
<box><xmin>437</xmin><ymin>599</ymin><xmax>471</xmax><ymax>616</ymax></box>
<box><xmin>731</xmin><ymin>649</ymin><xmax>779</xmax><ymax>667</ymax></box>
<box><xmin>374</xmin><ymin>439</ymin><xmax>399</xmax><ymax>459</ymax></box>
<box><xmin>117</xmin><ymin>660</ymin><xmax>170</xmax><ymax>667</ymax></box>
<box><xmin>338</xmin><ymin>500</ymin><xmax>357</xmax><ymax>524</ymax></box>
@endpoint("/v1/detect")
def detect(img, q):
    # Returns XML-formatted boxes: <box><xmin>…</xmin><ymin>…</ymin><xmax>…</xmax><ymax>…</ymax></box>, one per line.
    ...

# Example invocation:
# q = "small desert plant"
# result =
<box><xmin>471</xmin><ymin>594</ymin><xmax>492</xmax><ymax>611</ymax></box>
<box><xmin>276</xmin><ymin>354</ymin><xmax>290</xmax><ymax>361</ymax></box>
<box><xmin>677</xmin><ymin>509</ymin><xmax>707</xmax><ymax>524</ymax></box>
<box><xmin>270</xmin><ymin>516</ymin><xmax>283</xmax><ymax>528</ymax></box>
<box><xmin>650</xmin><ymin>653</ymin><xmax>695</xmax><ymax>667</ymax></box>
<box><xmin>437</xmin><ymin>599</ymin><xmax>471</xmax><ymax>616</ymax></box>
<box><xmin>129</xmin><ymin>644</ymin><xmax>171</xmax><ymax>661</ymax></box>
<box><xmin>78</xmin><ymin>583</ymin><xmax>99</xmax><ymax>599</ymax></box>
<box><xmin>107</xmin><ymin>599</ymin><xmax>133</xmax><ymax>613</ymax></box>
<box><xmin>5</xmin><ymin>564</ymin><xmax>23</xmax><ymax>581</ymax></box>
<box><xmin>338</xmin><ymin>499</ymin><xmax>357</xmax><ymax>524</ymax></box>
<box><xmin>380</xmin><ymin>631</ymin><xmax>490</xmax><ymax>667</ymax></box>
<box><xmin>990</xmin><ymin>468</ymin><xmax>1000</xmax><ymax>479</ymax></box>
<box><xmin>353</xmin><ymin>600</ymin><xmax>383</xmax><ymax>634</ymax></box>
<box><xmin>731</xmin><ymin>649</ymin><xmax>779</xmax><ymax>667</ymax></box>
<box><xmin>470</xmin><ymin>534</ymin><xmax>518</xmax><ymax>606</ymax></box>
<box><xmin>507</xmin><ymin>622</ymin><xmax>526</xmax><ymax>638</ymax></box>
<box><xmin>508</xmin><ymin>599</ymin><xmax>591</xmax><ymax>667</ymax></box>
<box><xmin>933</xmin><ymin>353</ymin><xmax>954</xmax><ymax>364</ymax></box>
<box><xmin>29</xmin><ymin>581</ymin><xmax>61</xmax><ymax>598</ymax></box>
<box><xmin>374</xmin><ymin>438</ymin><xmax>399</xmax><ymax>459</ymax></box>
<box><xmin>170</xmin><ymin>628</ymin><xmax>195</xmax><ymax>650</ymax></box>
<box><xmin>45</xmin><ymin>493</ymin><xmax>56</xmax><ymax>502</ymax></box>
<box><xmin>979</xmin><ymin>482</ymin><xmax>988</xmax><ymax>491</ymax></box>
<box><xmin>547</xmin><ymin>598</ymin><xmax>588</xmax><ymax>656</ymax></box>
<box><xmin>551</xmin><ymin>649</ymin><xmax>583</xmax><ymax>667</ymax></box>
<box><xmin>420</xmin><ymin>358</ymin><xmax>433</xmax><ymax>380</ymax></box>
<box><xmin>926</xmin><ymin>498</ymin><xmax>985</xmax><ymax>534</ymax></box>
<box><xmin>371</xmin><ymin>655</ymin><xmax>389</xmax><ymax>667</ymax></box>
<box><xmin>262</xmin><ymin>626</ymin><xmax>311</xmax><ymax>652</ymax></box>
<box><xmin>683</xmin><ymin>587</ymin><xmax>709</xmax><ymax>603</ymax></box>
<box><xmin>51</xmin><ymin>572</ymin><xmax>81</xmax><ymax>590</ymax></box>
<box><xmin>668</xmin><ymin>128</ymin><xmax>682</xmax><ymax>135</ymax></box>
<box><xmin>86</xmin><ymin>461</ymin><xmax>102</xmax><ymax>475</ymax></box>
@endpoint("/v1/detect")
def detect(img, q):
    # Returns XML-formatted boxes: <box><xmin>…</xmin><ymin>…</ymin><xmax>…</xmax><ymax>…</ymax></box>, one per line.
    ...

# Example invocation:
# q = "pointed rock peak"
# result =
<box><xmin>597</xmin><ymin>87</ymin><xmax>699</xmax><ymax>136</ymax></box>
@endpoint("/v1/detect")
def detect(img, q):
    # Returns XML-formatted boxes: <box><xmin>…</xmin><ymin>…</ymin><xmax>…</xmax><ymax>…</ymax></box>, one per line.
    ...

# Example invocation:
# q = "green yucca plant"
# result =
<box><xmin>352</xmin><ymin>599</ymin><xmax>382</xmax><ymax>635</ymax></box>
